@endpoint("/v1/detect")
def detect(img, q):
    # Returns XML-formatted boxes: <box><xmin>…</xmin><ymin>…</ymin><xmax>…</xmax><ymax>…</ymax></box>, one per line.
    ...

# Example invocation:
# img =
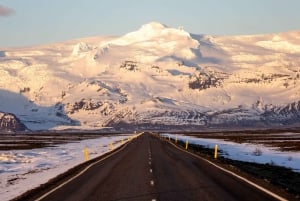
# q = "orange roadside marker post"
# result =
<box><xmin>214</xmin><ymin>145</ymin><xmax>218</xmax><ymax>159</ymax></box>
<box><xmin>185</xmin><ymin>140</ymin><xmax>189</xmax><ymax>150</ymax></box>
<box><xmin>84</xmin><ymin>147</ymin><xmax>89</xmax><ymax>161</ymax></box>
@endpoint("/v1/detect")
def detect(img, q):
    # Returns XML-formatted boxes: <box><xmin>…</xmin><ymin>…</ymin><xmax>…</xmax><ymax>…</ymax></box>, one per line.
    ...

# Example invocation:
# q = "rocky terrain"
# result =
<box><xmin>0</xmin><ymin>112</ymin><xmax>27</xmax><ymax>132</ymax></box>
<box><xmin>0</xmin><ymin>22</ymin><xmax>300</xmax><ymax>131</ymax></box>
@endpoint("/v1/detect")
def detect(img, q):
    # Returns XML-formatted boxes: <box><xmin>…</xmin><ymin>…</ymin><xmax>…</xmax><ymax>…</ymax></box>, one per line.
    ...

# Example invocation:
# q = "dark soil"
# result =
<box><xmin>182</xmin><ymin>131</ymin><xmax>300</xmax><ymax>151</ymax></box>
<box><xmin>0</xmin><ymin>132</ymin><xmax>126</xmax><ymax>150</ymax></box>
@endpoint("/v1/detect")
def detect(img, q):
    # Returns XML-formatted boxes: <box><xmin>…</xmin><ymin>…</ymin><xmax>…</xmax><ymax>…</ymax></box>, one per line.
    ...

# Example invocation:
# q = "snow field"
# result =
<box><xmin>1</xmin><ymin>22</ymin><xmax>300</xmax><ymax>130</ymax></box>
<box><xmin>0</xmin><ymin>134</ymin><xmax>132</xmax><ymax>201</ymax></box>
<box><xmin>162</xmin><ymin>133</ymin><xmax>300</xmax><ymax>173</ymax></box>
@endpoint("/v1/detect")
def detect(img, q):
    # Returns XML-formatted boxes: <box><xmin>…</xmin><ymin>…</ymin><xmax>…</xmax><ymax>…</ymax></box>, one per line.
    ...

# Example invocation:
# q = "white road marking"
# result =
<box><xmin>167</xmin><ymin>140</ymin><xmax>288</xmax><ymax>201</ymax></box>
<box><xmin>150</xmin><ymin>168</ymin><xmax>153</xmax><ymax>173</ymax></box>
<box><xmin>149</xmin><ymin>161</ymin><xmax>151</xmax><ymax>165</ymax></box>
<box><xmin>150</xmin><ymin>180</ymin><xmax>155</xmax><ymax>186</ymax></box>
<box><xmin>34</xmin><ymin>141</ymin><xmax>132</xmax><ymax>201</ymax></box>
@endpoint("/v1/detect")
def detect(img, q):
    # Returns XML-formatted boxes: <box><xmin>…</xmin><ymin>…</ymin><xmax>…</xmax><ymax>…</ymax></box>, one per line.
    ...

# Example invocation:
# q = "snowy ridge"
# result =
<box><xmin>1</xmin><ymin>22</ymin><xmax>300</xmax><ymax>130</ymax></box>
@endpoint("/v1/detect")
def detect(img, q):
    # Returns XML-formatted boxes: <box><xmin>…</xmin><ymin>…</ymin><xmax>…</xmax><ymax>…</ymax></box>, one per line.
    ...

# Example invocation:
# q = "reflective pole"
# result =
<box><xmin>214</xmin><ymin>145</ymin><xmax>218</xmax><ymax>159</ymax></box>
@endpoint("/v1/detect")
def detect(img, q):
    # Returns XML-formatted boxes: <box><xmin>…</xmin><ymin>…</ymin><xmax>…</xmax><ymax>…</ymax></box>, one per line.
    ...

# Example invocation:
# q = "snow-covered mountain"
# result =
<box><xmin>0</xmin><ymin>111</ymin><xmax>27</xmax><ymax>132</ymax></box>
<box><xmin>1</xmin><ymin>22</ymin><xmax>300</xmax><ymax>131</ymax></box>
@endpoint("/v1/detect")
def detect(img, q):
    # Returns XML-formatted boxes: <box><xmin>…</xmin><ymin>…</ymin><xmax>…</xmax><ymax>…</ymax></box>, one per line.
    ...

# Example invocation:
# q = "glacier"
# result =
<box><xmin>1</xmin><ymin>22</ymin><xmax>300</xmax><ymax>131</ymax></box>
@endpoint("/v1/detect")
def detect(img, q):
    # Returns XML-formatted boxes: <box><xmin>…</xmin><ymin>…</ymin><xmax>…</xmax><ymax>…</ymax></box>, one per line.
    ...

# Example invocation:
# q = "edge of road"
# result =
<box><xmin>155</xmin><ymin>133</ymin><xmax>288</xmax><ymax>201</ymax></box>
<box><xmin>13</xmin><ymin>132</ymin><xmax>291</xmax><ymax>201</ymax></box>
<box><xmin>12</xmin><ymin>133</ymin><xmax>143</xmax><ymax>201</ymax></box>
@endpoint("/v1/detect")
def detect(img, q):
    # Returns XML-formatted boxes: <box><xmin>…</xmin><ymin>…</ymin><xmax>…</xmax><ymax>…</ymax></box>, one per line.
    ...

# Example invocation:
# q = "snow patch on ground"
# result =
<box><xmin>163</xmin><ymin>134</ymin><xmax>300</xmax><ymax>172</ymax></box>
<box><xmin>0</xmin><ymin>134</ymin><xmax>131</xmax><ymax>201</ymax></box>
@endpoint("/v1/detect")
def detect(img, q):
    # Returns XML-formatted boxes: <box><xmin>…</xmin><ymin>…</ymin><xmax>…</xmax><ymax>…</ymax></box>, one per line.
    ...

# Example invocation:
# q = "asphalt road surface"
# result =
<box><xmin>31</xmin><ymin>133</ymin><xmax>284</xmax><ymax>201</ymax></box>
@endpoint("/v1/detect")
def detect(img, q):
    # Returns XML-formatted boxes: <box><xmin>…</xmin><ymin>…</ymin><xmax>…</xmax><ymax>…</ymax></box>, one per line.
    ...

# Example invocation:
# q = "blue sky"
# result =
<box><xmin>0</xmin><ymin>0</ymin><xmax>300</xmax><ymax>47</ymax></box>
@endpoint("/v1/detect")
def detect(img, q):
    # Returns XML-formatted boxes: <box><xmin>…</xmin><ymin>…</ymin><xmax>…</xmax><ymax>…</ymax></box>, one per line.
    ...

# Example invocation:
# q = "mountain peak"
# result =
<box><xmin>140</xmin><ymin>22</ymin><xmax>168</xmax><ymax>31</ymax></box>
<box><xmin>118</xmin><ymin>22</ymin><xmax>191</xmax><ymax>42</ymax></box>
<box><xmin>102</xmin><ymin>22</ymin><xmax>193</xmax><ymax>48</ymax></box>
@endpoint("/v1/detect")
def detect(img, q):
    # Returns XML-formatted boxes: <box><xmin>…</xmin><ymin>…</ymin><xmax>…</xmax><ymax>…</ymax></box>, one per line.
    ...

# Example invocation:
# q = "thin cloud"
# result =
<box><xmin>0</xmin><ymin>5</ymin><xmax>15</xmax><ymax>17</ymax></box>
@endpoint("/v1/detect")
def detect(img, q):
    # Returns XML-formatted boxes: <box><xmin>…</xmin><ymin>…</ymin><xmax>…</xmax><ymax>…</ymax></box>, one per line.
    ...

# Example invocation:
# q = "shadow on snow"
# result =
<box><xmin>0</xmin><ymin>89</ymin><xmax>81</xmax><ymax>130</ymax></box>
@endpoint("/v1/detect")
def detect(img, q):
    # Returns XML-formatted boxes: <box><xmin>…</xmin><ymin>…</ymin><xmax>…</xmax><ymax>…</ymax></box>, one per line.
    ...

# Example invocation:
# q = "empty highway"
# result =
<box><xmin>25</xmin><ymin>133</ymin><xmax>286</xmax><ymax>201</ymax></box>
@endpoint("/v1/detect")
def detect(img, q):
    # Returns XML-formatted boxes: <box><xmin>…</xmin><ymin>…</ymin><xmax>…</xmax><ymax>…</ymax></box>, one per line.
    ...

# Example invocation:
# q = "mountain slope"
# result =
<box><xmin>0</xmin><ymin>111</ymin><xmax>27</xmax><ymax>132</ymax></box>
<box><xmin>1</xmin><ymin>22</ymin><xmax>300</xmax><ymax>130</ymax></box>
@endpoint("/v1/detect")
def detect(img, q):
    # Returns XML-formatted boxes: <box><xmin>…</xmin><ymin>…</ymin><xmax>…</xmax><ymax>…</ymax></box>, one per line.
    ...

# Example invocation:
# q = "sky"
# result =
<box><xmin>0</xmin><ymin>0</ymin><xmax>300</xmax><ymax>47</ymax></box>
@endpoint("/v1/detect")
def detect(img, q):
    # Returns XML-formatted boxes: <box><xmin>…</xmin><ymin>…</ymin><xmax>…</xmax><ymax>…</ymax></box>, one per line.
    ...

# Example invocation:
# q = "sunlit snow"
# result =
<box><xmin>163</xmin><ymin>133</ymin><xmax>300</xmax><ymax>173</ymax></box>
<box><xmin>1</xmin><ymin>22</ymin><xmax>300</xmax><ymax>130</ymax></box>
<box><xmin>0</xmin><ymin>134</ymin><xmax>128</xmax><ymax>201</ymax></box>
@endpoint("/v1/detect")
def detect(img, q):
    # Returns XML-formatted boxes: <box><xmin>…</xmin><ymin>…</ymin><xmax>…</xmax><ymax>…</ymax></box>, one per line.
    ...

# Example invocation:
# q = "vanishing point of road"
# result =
<box><xmin>26</xmin><ymin>133</ymin><xmax>286</xmax><ymax>201</ymax></box>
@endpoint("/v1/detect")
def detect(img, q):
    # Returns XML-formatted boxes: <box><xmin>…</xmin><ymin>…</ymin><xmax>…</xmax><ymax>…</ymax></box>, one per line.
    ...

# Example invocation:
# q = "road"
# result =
<box><xmin>29</xmin><ymin>133</ymin><xmax>284</xmax><ymax>201</ymax></box>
